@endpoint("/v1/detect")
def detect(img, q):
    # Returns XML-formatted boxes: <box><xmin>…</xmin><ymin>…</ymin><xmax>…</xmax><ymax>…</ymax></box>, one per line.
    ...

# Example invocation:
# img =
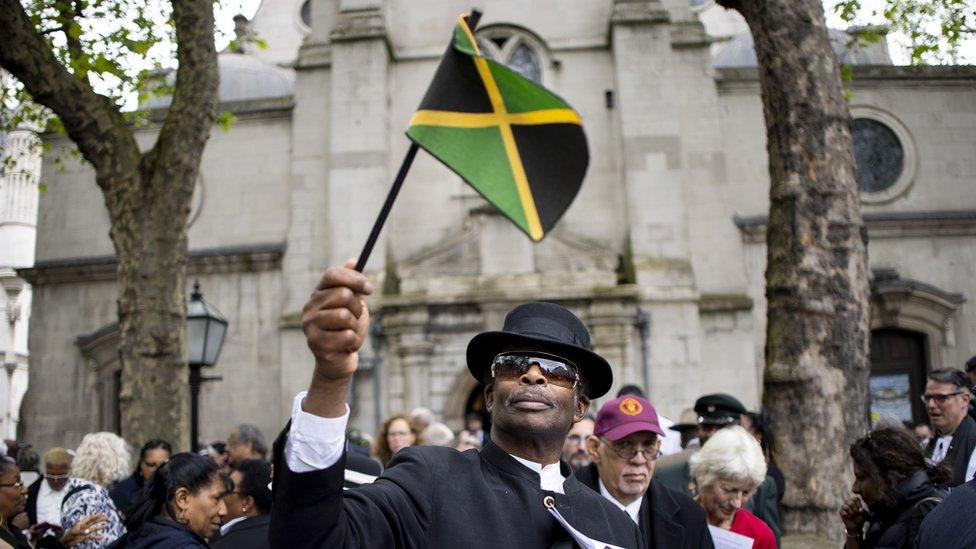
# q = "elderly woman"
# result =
<box><xmin>839</xmin><ymin>428</ymin><xmax>949</xmax><ymax>548</ymax></box>
<box><xmin>62</xmin><ymin>432</ymin><xmax>131</xmax><ymax>548</ymax></box>
<box><xmin>116</xmin><ymin>453</ymin><xmax>228</xmax><ymax>547</ymax></box>
<box><xmin>690</xmin><ymin>425</ymin><xmax>776</xmax><ymax>549</ymax></box>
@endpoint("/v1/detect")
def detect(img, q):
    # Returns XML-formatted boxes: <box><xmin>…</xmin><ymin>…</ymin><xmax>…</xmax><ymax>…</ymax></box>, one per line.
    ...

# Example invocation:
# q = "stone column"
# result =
<box><xmin>587</xmin><ymin>298</ymin><xmax>638</xmax><ymax>403</ymax></box>
<box><xmin>326</xmin><ymin>2</ymin><xmax>391</xmax><ymax>270</ymax></box>
<box><xmin>383</xmin><ymin>306</ymin><xmax>432</xmax><ymax>415</ymax></box>
<box><xmin>610</xmin><ymin>0</ymin><xmax>705</xmax><ymax>417</ymax></box>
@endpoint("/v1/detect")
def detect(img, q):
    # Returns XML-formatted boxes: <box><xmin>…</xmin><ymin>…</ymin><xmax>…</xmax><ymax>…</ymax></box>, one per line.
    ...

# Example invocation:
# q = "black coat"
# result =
<box><xmin>25</xmin><ymin>477</ymin><xmax>42</xmax><ymax>525</ymax></box>
<box><xmin>269</xmin><ymin>429</ymin><xmax>642</xmax><ymax>548</ymax></box>
<box><xmin>111</xmin><ymin>517</ymin><xmax>208</xmax><ymax>549</ymax></box>
<box><xmin>916</xmin><ymin>478</ymin><xmax>976</xmax><ymax>548</ymax></box>
<box><xmin>0</xmin><ymin>524</ymin><xmax>32</xmax><ymax>549</ymax></box>
<box><xmin>924</xmin><ymin>414</ymin><xmax>976</xmax><ymax>487</ymax></box>
<box><xmin>861</xmin><ymin>471</ymin><xmax>946</xmax><ymax>549</ymax></box>
<box><xmin>211</xmin><ymin>515</ymin><xmax>270</xmax><ymax>549</ymax></box>
<box><xmin>108</xmin><ymin>473</ymin><xmax>144</xmax><ymax>515</ymax></box>
<box><xmin>574</xmin><ymin>463</ymin><xmax>714</xmax><ymax>549</ymax></box>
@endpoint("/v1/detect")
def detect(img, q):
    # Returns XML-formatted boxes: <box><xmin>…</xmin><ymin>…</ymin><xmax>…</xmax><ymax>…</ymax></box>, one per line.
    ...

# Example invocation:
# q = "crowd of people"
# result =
<box><xmin>0</xmin><ymin>424</ymin><xmax>272</xmax><ymax>548</ymax></box>
<box><xmin>2</xmin><ymin>263</ymin><xmax>976</xmax><ymax>547</ymax></box>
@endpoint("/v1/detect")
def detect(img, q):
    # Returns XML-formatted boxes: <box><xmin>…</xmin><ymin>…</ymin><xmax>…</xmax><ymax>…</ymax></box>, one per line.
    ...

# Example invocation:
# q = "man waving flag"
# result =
<box><xmin>407</xmin><ymin>13</ymin><xmax>589</xmax><ymax>242</ymax></box>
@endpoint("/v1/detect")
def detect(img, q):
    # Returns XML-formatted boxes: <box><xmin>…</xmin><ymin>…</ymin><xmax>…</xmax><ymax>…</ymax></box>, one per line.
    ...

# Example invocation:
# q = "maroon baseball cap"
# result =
<box><xmin>594</xmin><ymin>395</ymin><xmax>664</xmax><ymax>441</ymax></box>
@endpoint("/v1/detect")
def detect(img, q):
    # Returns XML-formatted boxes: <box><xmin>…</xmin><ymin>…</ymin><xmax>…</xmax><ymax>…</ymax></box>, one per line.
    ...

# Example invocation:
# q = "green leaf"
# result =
<box><xmin>37</xmin><ymin>182</ymin><xmax>49</xmax><ymax>194</ymax></box>
<box><xmin>66</xmin><ymin>22</ymin><xmax>83</xmax><ymax>40</ymax></box>
<box><xmin>216</xmin><ymin>112</ymin><xmax>237</xmax><ymax>132</ymax></box>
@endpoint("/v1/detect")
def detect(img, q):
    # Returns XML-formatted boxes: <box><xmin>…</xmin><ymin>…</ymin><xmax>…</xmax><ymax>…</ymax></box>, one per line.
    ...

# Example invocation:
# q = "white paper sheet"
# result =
<box><xmin>708</xmin><ymin>525</ymin><xmax>754</xmax><ymax>549</ymax></box>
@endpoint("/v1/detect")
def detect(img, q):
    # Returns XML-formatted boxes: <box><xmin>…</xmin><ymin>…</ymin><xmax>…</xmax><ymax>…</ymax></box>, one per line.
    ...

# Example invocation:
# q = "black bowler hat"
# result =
<box><xmin>466</xmin><ymin>302</ymin><xmax>613</xmax><ymax>398</ymax></box>
<box><xmin>694</xmin><ymin>393</ymin><xmax>747</xmax><ymax>426</ymax></box>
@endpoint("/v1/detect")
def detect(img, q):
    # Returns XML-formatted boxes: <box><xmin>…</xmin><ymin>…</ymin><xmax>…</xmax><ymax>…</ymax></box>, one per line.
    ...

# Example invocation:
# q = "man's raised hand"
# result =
<box><xmin>302</xmin><ymin>260</ymin><xmax>374</xmax><ymax>392</ymax></box>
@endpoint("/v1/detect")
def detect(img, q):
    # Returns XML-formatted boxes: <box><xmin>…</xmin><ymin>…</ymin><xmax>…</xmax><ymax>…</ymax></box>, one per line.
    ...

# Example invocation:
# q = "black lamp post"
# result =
<box><xmin>186</xmin><ymin>281</ymin><xmax>227</xmax><ymax>451</ymax></box>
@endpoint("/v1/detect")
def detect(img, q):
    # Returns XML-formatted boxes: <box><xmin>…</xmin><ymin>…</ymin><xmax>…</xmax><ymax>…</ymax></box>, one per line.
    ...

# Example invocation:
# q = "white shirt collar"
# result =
<box><xmin>507</xmin><ymin>454</ymin><xmax>566</xmax><ymax>494</ymax></box>
<box><xmin>598</xmin><ymin>479</ymin><xmax>642</xmax><ymax>524</ymax></box>
<box><xmin>219</xmin><ymin>516</ymin><xmax>248</xmax><ymax>536</ymax></box>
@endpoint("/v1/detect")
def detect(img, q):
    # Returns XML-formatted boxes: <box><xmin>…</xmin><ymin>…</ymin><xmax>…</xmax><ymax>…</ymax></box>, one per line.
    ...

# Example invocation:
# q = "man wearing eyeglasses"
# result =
<box><xmin>269</xmin><ymin>262</ymin><xmax>641</xmax><ymax>548</ymax></box>
<box><xmin>575</xmin><ymin>396</ymin><xmax>713</xmax><ymax>549</ymax></box>
<box><xmin>25</xmin><ymin>447</ymin><xmax>71</xmax><ymax>528</ymax></box>
<box><xmin>922</xmin><ymin>368</ymin><xmax>976</xmax><ymax>486</ymax></box>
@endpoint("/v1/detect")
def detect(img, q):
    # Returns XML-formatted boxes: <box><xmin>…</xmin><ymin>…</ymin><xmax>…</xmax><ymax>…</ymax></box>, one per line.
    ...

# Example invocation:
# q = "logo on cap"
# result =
<box><xmin>619</xmin><ymin>397</ymin><xmax>643</xmax><ymax>416</ymax></box>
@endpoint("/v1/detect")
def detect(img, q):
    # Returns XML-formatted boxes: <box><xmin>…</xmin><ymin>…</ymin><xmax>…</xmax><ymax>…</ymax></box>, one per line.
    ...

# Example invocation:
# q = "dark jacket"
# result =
<box><xmin>861</xmin><ymin>471</ymin><xmax>946</xmax><ymax>549</ymax></box>
<box><xmin>655</xmin><ymin>450</ymin><xmax>782</xmax><ymax>547</ymax></box>
<box><xmin>916</xmin><ymin>478</ymin><xmax>976</xmax><ymax>548</ymax></box>
<box><xmin>211</xmin><ymin>515</ymin><xmax>270</xmax><ymax>549</ymax></box>
<box><xmin>25</xmin><ymin>477</ymin><xmax>42</xmax><ymax>525</ymax></box>
<box><xmin>0</xmin><ymin>524</ymin><xmax>32</xmax><ymax>549</ymax></box>
<box><xmin>269</xmin><ymin>429</ymin><xmax>642</xmax><ymax>548</ymax></box>
<box><xmin>111</xmin><ymin>517</ymin><xmax>208</xmax><ymax>549</ymax></box>
<box><xmin>924</xmin><ymin>414</ymin><xmax>976</xmax><ymax>486</ymax></box>
<box><xmin>574</xmin><ymin>463</ymin><xmax>713</xmax><ymax>549</ymax></box>
<box><xmin>108</xmin><ymin>473</ymin><xmax>144</xmax><ymax>515</ymax></box>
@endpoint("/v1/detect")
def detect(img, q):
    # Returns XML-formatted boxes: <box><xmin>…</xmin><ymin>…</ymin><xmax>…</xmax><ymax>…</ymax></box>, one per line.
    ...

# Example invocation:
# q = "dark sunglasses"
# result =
<box><xmin>490</xmin><ymin>352</ymin><xmax>579</xmax><ymax>389</ymax></box>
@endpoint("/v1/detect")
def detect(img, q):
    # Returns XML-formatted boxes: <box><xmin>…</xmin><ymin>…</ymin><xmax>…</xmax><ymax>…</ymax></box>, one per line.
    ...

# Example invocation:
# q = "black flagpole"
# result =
<box><xmin>354</xmin><ymin>9</ymin><xmax>483</xmax><ymax>272</ymax></box>
<box><xmin>355</xmin><ymin>143</ymin><xmax>419</xmax><ymax>272</ymax></box>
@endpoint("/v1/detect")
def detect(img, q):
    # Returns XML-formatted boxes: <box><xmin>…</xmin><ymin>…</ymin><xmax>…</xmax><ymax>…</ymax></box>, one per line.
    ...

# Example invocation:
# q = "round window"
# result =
<box><xmin>300</xmin><ymin>0</ymin><xmax>312</xmax><ymax>29</ymax></box>
<box><xmin>852</xmin><ymin>118</ymin><xmax>904</xmax><ymax>194</ymax></box>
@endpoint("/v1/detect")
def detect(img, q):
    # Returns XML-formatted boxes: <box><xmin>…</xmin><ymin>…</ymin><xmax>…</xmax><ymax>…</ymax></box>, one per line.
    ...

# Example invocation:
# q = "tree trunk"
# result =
<box><xmin>716</xmin><ymin>0</ymin><xmax>871</xmax><ymax>541</ymax></box>
<box><xmin>0</xmin><ymin>0</ymin><xmax>218</xmax><ymax>451</ymax></box>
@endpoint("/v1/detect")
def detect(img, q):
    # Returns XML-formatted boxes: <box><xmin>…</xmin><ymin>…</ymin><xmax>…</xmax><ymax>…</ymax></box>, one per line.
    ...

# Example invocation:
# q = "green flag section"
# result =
<box><xmin>406</xmin><ymin>13</ymin><xmax>589</xmax><ymax>241</ymax></box>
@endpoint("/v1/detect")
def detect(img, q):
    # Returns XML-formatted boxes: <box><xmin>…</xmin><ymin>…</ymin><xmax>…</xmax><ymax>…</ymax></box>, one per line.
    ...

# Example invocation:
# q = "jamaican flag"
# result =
<box><xmin>406</xmin><ymin>14</ymin><xmax>588</xmax><ymax>242</ymax></box>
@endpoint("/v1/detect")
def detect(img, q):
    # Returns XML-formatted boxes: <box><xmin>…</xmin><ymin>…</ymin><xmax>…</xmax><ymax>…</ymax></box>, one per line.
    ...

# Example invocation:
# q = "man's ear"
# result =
<box><xmin>585</xmin><ymin>435</ymin><xmax>602</xmax><ymax>463</ymax></box>
<box><xmin>484</xmin><ymin>382</ymin><xmax>494</xmax><ymax>414</ymax></box>
<box><xmin>574</xmin><ymin>394</ymin><xmax>590</xmax><ymax>422</ymax></box>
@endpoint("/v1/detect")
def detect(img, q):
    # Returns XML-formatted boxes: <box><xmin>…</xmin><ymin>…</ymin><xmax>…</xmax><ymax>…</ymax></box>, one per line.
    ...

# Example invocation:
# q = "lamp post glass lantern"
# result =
<box><xmin>186</xmin><ymin>281</ymin><xmax>227</xmax><ymax>451</ymax></box>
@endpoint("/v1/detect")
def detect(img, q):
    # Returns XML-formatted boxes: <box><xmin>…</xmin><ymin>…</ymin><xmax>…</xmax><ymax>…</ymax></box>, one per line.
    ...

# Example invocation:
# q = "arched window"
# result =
<box><xmin>475</xmin><ymin>26</ymin><xmax>550</xmax><ymax>85</ymax></box>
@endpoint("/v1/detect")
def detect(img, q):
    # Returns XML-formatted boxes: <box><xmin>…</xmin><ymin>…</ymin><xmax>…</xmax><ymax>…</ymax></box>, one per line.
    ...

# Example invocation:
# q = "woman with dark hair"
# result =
<box><xmin>113</xmin><ymin>453</ymin><xmax>229</xmax><ymax>548</ymax></box>
<box><xmin>109</xmin><ymin>440</ymin><xmax>172</xmax><ymax>515</ymax></box>
<box><xmin>0</xmin><ymin>457</ymin><xmax>102</xmax><ymax>549</ymax></box>
<box><xmin>211</xmin><ymin>460</ymin><xmax>271</xmax><ymax>549</ymax></box>
<box><xmin>743</xmin><ymin>409</ymin><xmax>785</xmax><ymax>503</ymax></box>
<box><xmin>840</xmin><ymin>428</ymin><xmax>950</xmax><ymax>548</ymax></box>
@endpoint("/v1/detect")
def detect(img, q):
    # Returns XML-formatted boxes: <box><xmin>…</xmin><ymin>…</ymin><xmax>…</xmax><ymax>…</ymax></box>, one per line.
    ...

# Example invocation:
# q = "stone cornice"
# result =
<box><xmin>19</xmin><ymin>242</ymin><xmax>286</xmax><ymax>286</ymax></box>
<box><xmin>734</xmin><ymin>210</ymin><xmax>976</xmax><ymax>243</ymax></box>
<box><xmin>295</xmin><ymin>41</ymin><xmax>333</xmax><ymax>70</ymax></box>
<box><xmin>717</xmin><ymin>64</ymin><xmax>976</xmax><ymax>93</ymax></box>
<box><xmin>610</xmin><ymin>0</ymin><xmax>670</xmax><ymax>25</ymax></box>
<box><xmin>330</xmin><ymin>8</ymin><xmax>389</xmax><ymax>47</ymax></box>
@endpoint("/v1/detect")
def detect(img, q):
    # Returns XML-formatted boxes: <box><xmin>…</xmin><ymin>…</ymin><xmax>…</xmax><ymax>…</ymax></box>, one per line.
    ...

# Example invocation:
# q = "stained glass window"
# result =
<box><xmin>853</xmin><ymin>118</ymin><xmax>904</xmax><ymax>193</ymax></box>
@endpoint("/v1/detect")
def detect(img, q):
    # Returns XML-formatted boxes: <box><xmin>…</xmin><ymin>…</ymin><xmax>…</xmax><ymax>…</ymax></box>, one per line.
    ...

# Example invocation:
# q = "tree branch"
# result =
<box><xmin>149</xmin><ymin>0</ymin><xmax>218</xmax><ymax>190</ymax></box>
<box><xmin>0</xmin><ymin>0</ymin><xmax>139</xmax><ymax>185</ymax></box>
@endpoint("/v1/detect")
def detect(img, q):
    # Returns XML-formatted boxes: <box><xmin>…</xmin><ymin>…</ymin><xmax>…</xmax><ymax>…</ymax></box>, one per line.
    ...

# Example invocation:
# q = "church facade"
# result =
<box><xmin>18</xmin><ymin>0</ymin><xmax>976</xmax><ymax>450</ymax></box>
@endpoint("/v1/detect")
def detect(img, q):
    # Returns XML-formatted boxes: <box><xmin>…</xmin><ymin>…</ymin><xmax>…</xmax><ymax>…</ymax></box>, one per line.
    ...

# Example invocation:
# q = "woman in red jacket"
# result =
<box><xmin>691</xmin><ymin>425</ymin><xmax>777</xmax><ymax>549</ymax></box>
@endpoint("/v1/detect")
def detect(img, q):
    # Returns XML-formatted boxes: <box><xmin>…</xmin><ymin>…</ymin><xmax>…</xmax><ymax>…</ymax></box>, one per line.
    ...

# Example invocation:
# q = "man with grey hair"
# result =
<box><xmin>228</xmin><ymin>424</ymin><xmax>268</xmax><ymax>466</ymax></box>
<box><xmin>922</xmin><ymin>368</ymin><xmax>976</xmax><ymax>486</ymax></box>
<box><xmin>420</xmin><ymin>423</ymin><xmax>455</xmax><ymax>447</ymax></box>
<box><xmin>411</xmin><ymin>407</ymin><xmax>434</xmax><ymax>434</ymax></box>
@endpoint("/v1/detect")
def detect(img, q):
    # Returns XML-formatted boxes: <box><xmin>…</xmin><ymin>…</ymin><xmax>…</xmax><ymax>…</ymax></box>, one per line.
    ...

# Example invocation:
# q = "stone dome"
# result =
<box><xmin>141</xmin><ymin>52</ymin><xmax>294</xmax><ymax>109</ymax></box>
<box><xmin>713</xmin><ymin>29</ymin><xmax>892</xmax><ymax>68</ymax></box>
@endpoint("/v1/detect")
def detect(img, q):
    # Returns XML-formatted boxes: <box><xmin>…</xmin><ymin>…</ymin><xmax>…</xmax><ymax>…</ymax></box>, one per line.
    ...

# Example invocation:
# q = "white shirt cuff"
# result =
<box><xmin>283</xmin><ymin>391</ymin><xmax>350</xmax><ymax>473</ymax></box>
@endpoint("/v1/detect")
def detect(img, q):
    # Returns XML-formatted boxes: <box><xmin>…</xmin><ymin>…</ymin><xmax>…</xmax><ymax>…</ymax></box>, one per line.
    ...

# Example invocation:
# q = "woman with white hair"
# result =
<box><xmin>61</xmin><ymin>432</ymin><xmax>131</xmax><ymax>548</ymax></box>
<box><xmin>690</xmin><ymin>425</ymin><xmax>776</xmax><ymax>549</ymax></box>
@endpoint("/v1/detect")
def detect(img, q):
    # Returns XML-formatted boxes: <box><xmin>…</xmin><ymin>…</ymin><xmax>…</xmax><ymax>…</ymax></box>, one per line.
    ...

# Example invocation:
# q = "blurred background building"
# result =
<box><xmin>15</xmin><ymin>0</ymin><xmax>976</xmax><ymax>449</ymax></box>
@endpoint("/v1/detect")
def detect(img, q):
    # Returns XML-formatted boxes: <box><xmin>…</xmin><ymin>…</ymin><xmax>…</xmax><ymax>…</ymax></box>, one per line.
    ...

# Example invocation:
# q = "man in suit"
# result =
<box><xmin>655</xmin><ymin>394</ymin><xmax>781</xmax><ymax>547</ymax></box>
<box><xmin>25</xmin><ymin>447</ymin><xmax>71</xmax><ymax>527</ymax></box>
<box><xmin>212</xmin><ymin>459</ymin><xmax>271</xmax><ymax>549</ymax></box>
<box><xmin>575</xmin><ymin>395</ymin><xmax>713</xmax><ymax>548</ymax></box>
<box><xmin>923</xmin><ymin>369</ymin><xmax>976</xmax><ymax>485</ymax></box>
<box><xmin>269</xmin><ymin>262</ymin><xmax>641</xmax><ymax>548</ymax></box>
